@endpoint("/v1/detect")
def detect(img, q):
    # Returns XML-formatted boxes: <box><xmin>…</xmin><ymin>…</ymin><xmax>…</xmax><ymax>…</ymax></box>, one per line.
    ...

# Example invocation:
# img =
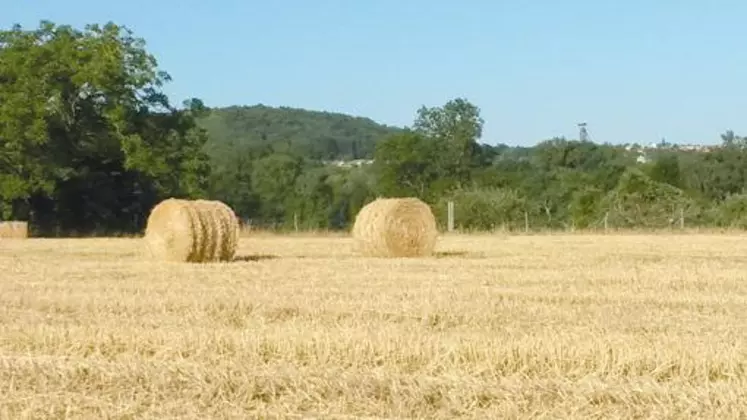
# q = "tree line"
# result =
<box><xmin>2</xmin><ymin>20</ymin><xmax>747</xmax><ymax>236</ymax></box>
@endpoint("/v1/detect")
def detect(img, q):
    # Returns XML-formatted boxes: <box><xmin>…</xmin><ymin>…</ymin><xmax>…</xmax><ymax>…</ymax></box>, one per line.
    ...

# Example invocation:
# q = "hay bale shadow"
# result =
<box><xmin>434</xmin><ymin>251</ymin><xmax>486</xmax><ymax>259</ymax></box>
<box><xmin>233</xmin><ymin>254</ymin><xmax>280</xmax><ymax>262</ymax></box>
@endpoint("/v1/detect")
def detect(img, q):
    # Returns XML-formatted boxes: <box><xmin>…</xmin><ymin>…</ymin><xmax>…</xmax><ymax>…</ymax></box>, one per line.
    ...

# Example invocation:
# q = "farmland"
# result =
<box><xmin>1</xmin><ymin>233</ymin><xmax>747</xmax><ymax>419</ymax></box>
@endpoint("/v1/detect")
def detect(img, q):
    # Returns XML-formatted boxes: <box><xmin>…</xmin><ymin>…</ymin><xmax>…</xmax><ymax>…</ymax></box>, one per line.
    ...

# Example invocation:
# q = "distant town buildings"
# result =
<box><xmin>322</xmin><ymin>159</ymin><xmax>374</xmax><ymax>168</ymax></box>
<box><xmin>323</xmin><ymin>142</ymin><xmax>723</xmax><ymax>168</ymax></box>
<box><xmin>623</xmin><ymin>142</ymin><xmax>722</xmax><ymax>164</ymax></box>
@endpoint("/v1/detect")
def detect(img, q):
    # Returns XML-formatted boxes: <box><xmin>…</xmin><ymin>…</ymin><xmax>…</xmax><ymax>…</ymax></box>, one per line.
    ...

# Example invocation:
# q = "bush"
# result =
<box><xmin>709</xmin><ymin>194</ymin><xmax>747</xmax><ymax>228</ymax></box>
<box><xmin>435</xmin><ymin>187</ymin><xmax>526</xmax><ymax>231</ymax></box>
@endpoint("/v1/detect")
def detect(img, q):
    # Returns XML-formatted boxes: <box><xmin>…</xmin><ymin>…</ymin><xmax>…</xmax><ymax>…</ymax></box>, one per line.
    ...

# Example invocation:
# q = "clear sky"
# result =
<box><xmin>3</xmin><ymin>0</ymin><xmax>747</xmax><ymax>146</ymax></box>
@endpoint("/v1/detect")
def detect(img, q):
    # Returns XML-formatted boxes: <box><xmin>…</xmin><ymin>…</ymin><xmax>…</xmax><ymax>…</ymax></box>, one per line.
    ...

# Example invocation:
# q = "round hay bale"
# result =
<box><xmin>143</xmin><ymin>198</ymin><xmax>240</xmax><ymax>263</ymax></box>
<box><xmin>351</xmin><ymin>197</ymin><xmax>438</xmax><ymax>257</ymax></box>
<box><xmin>192</xmin><ymin>199</ymin><xmax>220</xmax><ymax>260</ymax></box>
<box><xmin>192</xmin><ymin>199</ymin><xmax>240</xmax><ymax>262</ymax></box>
<box><xmin>212</xmin><ymin>200</ymin><xmax>240</xmax><ymax>261</ymax></box>
<box><xmin>0</xmin><ymin>221</ymin><xmax>29</xmax><ymax>239</ymax></box>
<box><xmin>144</xmin><ymin>198</ymin><xmax>202</xmax><ymax>262</ymax></box>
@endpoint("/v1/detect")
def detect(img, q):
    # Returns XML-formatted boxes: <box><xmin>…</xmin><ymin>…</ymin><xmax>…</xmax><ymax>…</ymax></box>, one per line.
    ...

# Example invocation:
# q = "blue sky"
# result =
<box><xmin>3</xmin><ymin>0</ymin><xmax>747</xmax><ymax>146</ymax></box>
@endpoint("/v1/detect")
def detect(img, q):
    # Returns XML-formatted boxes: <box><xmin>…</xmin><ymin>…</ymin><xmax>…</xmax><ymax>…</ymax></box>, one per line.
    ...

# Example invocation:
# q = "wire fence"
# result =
<box><xmin>433</xmin><ymin>200</ymin><xmax>735</xmax><ymax>233</ymax></box>
<box><xmin>241</xmin><ymin>201</ymin><xmax>718</xmax><ymax>234</ymax></box>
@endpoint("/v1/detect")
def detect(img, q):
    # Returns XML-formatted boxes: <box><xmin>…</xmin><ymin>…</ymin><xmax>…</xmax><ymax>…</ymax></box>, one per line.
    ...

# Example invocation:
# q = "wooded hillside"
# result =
<box><xmin>198</xmin><ymin>105</ymin><xmax>402</xmax><ymax>161</ymax></box>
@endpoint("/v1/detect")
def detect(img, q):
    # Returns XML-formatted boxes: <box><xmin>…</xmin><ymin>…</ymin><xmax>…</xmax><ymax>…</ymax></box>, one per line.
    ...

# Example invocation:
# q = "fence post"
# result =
<box><xmin>293</xmin><ymin>212</ymin><xmax>299</xmax><ymax>232</ymax></box>
<box><xmin>604</xmin><ymin>212</ymin><xmax>609</xmax><ymax>232</ymax></box>
<box><xmin>524</xmin><ymin>211</ymin><xmax>529</xmax><ymax>233</ymax></box>
<box><xmin>447</xmin><ymin>201</ymin><xmax>455</xmax><ymax>232</ymax></box>
<box><xmin>679</xmin><ymin>208</ymin><xmax>684</xmax><ymax>229</ymax></box>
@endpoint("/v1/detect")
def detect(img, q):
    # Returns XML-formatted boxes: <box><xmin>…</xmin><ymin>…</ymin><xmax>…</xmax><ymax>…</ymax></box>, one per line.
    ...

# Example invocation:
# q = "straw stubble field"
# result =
<box><xmin>1</xmin><ymin>233</ymin><xmax>746</xmax><ymax>419</ymax></box>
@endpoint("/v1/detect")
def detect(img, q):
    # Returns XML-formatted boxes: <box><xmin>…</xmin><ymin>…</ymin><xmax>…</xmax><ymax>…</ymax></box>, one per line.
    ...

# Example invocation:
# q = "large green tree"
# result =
<box><xmin>373</xmin><ymin>130</ymin><xmax>439</xmax><ymax>200</ymax></box>
<box><xmin>412</xmin><ymin>97</ymin><xmax>484</xmax><ymax>190</ymax></box>
<box><xmin>0</xmin><ymin>20</ymin><xmax>209</xmax><ymax>234</ymax></box>
<box><xmin>373</xmin><ymin>98</ymin><xmax>485</xmax><ymax>202</ymax></box>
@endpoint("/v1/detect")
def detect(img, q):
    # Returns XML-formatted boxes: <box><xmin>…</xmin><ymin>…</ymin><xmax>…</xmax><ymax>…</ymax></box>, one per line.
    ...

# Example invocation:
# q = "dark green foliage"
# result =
<box><xmin>568</xmin><ymin>186</ymin><xmax>604</xmax><ymax>229</ymax></box>
<box><xmin>250</xmin><ymin>153</ymin><xmax>303</xmax><ymax>226</ymax></box>
<box><xmin>434</xmin><ymin>187</ymin><xmax>526</xmax><ymax>231</ymax></box>
<box><xmin>198</xmin><ymin>105</ymin><xmax>401</xmax><ymax>161</ymax></box>
<box><xmin>372</xmin><ymin>130</ymin><xmax>439</xmax><ymax>200</ymax></box>
<box><xmin>709</xmin><ymin>194</ymin><xmax>747</xmax><ymax>228</ymax></box>
<box><xmin>600</xmin><ymin>168</ymin><xmax>696</xmax><ymax>228</ymax></box>
<box><xmin>0</xmin><ymin>20</ymin><xmax>209</xmax><ymax>235</ymax></box>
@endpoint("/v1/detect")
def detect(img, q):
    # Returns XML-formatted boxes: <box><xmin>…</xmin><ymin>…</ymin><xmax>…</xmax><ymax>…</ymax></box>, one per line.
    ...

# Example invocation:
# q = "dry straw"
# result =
<box><xmin>193</xmin><ymin>199</ymin><xmax>240</xmax><ymax>261</ymax></box>
<box><xmin>144</xmin><ymin>198</ymin><xmax>240</xmax><ymax>263</ymax></box>
<box><xmin>352</xmin><ymin>197</ymin><xmax>439</xmax><ymax>257</ymax></box>
<box><xmin>0</xmin><ymin>221</ymin><xmax>28</xmax><ymax>239</ymax></box>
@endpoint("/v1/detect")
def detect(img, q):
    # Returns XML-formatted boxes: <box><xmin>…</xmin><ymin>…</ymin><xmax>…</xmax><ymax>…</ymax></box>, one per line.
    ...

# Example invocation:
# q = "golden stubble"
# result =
<box><xmin>0</xmin><ymin>221</ymin><xmax>28</xmax><ymax>239</ymax></box>
<box><xmin>1</xmin><ymin>233</ymin><xmax>746</xmax><ymax>419</ymax></box>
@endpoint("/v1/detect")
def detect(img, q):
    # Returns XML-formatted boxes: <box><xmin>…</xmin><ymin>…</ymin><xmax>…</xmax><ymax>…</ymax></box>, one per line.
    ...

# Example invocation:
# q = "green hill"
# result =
<box><xmin>198</xmin><ymin>104</ymin><xmax>403</xmax><ymax>160</ymax></box>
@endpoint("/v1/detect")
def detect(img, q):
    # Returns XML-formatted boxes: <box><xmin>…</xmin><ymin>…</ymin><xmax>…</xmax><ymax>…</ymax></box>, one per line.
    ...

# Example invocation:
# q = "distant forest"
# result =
<box><xmin>3</xmin><ymin>20</ymin><xmax>747</xmax><ymax>236</ymax></box>
<box><xmin>199</xmin><ymin>105</ymin><xmax>402</xmax><ymax>161</ymax></box>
